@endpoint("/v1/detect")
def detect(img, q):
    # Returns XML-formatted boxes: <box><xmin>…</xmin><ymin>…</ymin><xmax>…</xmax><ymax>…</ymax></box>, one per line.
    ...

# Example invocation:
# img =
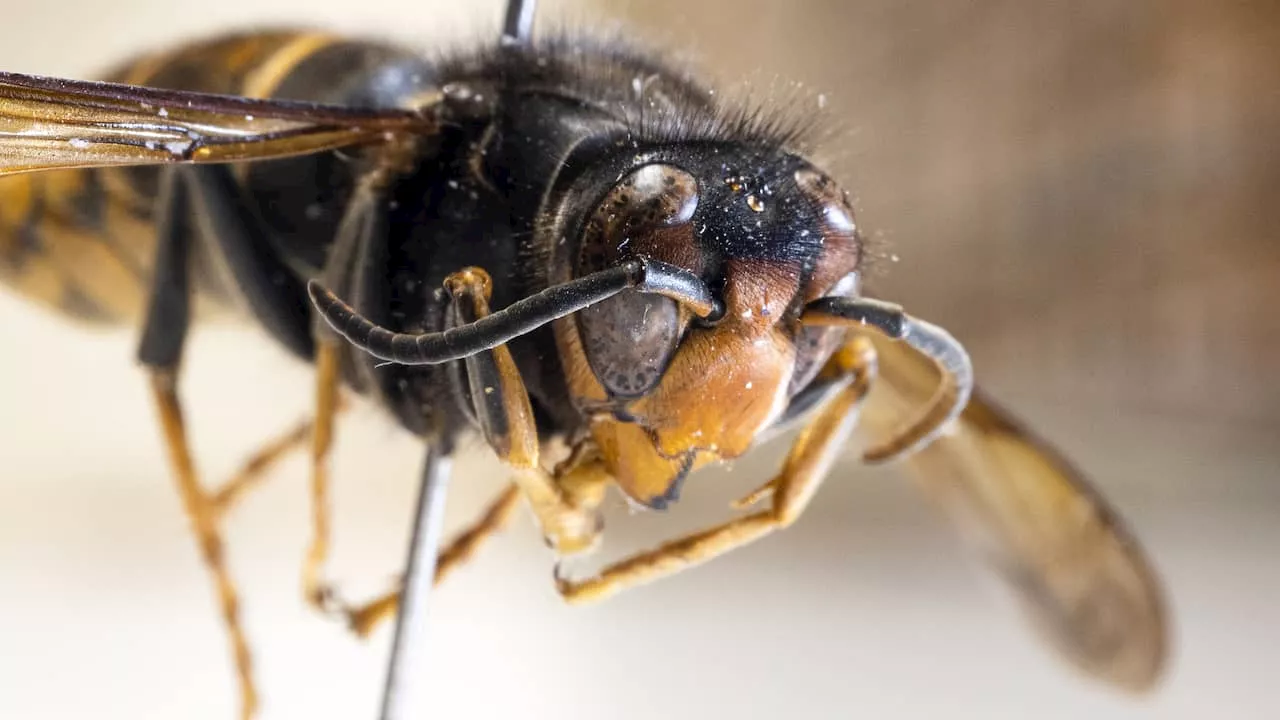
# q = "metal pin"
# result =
<box><xmin>378</xmin><ymin>2</ymin><xmax>531</xmax><ymax>716</ymax></box>
<box><xmin>501</xmin><ymin>0</ymin><xmax>537</xmax><ymax>46</ymax></box>
<box><xmin>377</xmin><ymin>443</ymin><xmax>454</xmax><ymax>720</ymax></box>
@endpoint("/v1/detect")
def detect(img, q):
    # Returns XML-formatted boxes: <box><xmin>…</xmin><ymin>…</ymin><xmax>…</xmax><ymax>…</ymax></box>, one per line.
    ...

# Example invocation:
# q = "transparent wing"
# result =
<box><xmin>0</xmin><ymin>71</ymin><xmax>436</xmax><ymax>176</ymax></box>
<box><xmin>858</xmin><ymin>333</ymin><xmax>1170</xmax><ymax>691</ymax></box>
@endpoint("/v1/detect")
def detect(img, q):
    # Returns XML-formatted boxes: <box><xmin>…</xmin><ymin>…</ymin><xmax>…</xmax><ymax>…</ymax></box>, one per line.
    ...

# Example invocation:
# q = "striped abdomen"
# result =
<box><xmin>0</xmin><ymin>29</ymin><xmax>413</xmax><ymax>325</ymax></box>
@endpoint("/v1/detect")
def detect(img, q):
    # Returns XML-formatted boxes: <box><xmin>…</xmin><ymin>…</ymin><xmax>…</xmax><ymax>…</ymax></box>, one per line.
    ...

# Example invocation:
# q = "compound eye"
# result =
<box><xmin>579</xmin><ymin>290</ymin><xmax>680</xmax><ymax>397</ymax></box>
<box><xmin>576</xmin><ymin>163</ymin><xmax>699</xmax><ymax>397</ymax></box>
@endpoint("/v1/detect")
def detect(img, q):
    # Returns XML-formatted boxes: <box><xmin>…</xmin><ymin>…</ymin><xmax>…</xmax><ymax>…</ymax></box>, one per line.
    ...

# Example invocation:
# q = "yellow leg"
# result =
<box><xmin>302</xmin><ymin>341</ymin><xmax>342</xmax><ymax>612</ymax></box>
<box><xmin>148</xmin><ymin>369</ymin><xmax>258</xmax><ymax>720</ymax></box>
<box><xmin>446</xmin><ymin>268</ymin><xmax>606</xmax><ymax>555</ymax></box>
<box><xmin>302</xmin><ymin>267</ymin><xmax>612</xmax><ymax>637</ymax></box>
<box><xmin>211</xmin><ymin>416</ymin><xmax>313</xmax><ymax>514</ymax></box>
<box><xmin>342</xmin><ymin>483</ymin><xmax>522</xmax><ymax>637</ymax></box>
<box><xmin>341</xmin><ymin>439</ymin><xmax>616</xmax><ymax>636</ymax></box>
<box><xmin>556</xmin><ymin>337</ymin><xmax>877</xmax><ymax>604</ymax></box>
<box><xmin>298</xmin><ymin>322</ymin><xmax>550</xmax><ymax>634</ymax></box>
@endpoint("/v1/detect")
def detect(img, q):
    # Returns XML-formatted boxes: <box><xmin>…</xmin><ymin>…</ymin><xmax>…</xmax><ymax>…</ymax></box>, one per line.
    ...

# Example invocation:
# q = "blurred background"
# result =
<box><xmin>1</xmin><ymin>1</ymin><xmax>1276</xmax><ymax>718</ymax></box>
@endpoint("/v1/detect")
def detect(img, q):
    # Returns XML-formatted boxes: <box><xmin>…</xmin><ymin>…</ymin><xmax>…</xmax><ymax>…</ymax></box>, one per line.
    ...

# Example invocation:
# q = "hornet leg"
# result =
<box><xmin>296</xmin><ymin>178</ymin><xmax>530</xmax><ymax>633</ymax></box>
<box><xmin>445</xmin><ymin>268</ymin><xmax>609</xmax><ymax>556</ymax></box>
<box><xmin>329</xmin><ymin>265</ymin><xmax>616</xmax><ymax>636</ymax></box>
<box><xmin>139</xmin><ymin>164</ymin><xmax>324</xmax><ymax>719</ymax></box>
<box><xmin>343</xmin><ymin>483</ymin><xmax>522</xmax><ymax>637</ymax></box>
<box><xmin>555</xmin><ymin>337</ymin><xmax>877</xmax><ymax>604</ymax></box>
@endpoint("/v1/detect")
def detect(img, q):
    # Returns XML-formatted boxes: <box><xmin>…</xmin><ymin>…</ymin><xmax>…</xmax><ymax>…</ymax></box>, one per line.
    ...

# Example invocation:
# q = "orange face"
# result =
<box><xmin>553</xmin><ymin>154</ymin><xmax>862</xmax><ymax>507</ymax></box>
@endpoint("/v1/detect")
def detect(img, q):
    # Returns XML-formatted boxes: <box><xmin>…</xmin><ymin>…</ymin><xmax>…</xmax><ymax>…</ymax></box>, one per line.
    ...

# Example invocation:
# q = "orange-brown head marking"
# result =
<box><xmin>551</xmin><ymin>146</ymin><xmax>865</xmax><ymax>508</ymax></box>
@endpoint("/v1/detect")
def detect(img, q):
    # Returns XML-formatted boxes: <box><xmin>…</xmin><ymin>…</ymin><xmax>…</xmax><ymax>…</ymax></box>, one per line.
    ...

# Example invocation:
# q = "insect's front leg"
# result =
<box><xmin>325</xmin><ymin>268</ymin><xmax>614</xmax><ymax>638</ymax></box>
<box><xmin>555</xmin><ymin>336</ymin><xmax>877</xmax><ymax>604</ymax></box>
<box><xmin>445</xmin><ymin>267</ymin><xmax>609</xmax><ymax>555</ymax></box>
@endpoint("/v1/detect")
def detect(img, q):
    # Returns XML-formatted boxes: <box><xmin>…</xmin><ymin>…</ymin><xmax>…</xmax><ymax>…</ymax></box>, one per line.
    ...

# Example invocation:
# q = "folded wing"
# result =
<box><xmin>859</xmin><ymin>333</ymin><xmax>1169</xmax><ymax>691</ymax></box>
<box><xmin>0</xmin><ymin>71</ymin><xmax>434</xmax><ymax>176</ymax></box>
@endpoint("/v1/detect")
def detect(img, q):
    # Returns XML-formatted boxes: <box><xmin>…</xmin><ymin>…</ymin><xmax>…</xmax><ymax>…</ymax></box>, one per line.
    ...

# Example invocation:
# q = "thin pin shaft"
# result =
<box><xmin>502</xmin><ymin>0</ymin><xmax>537</xmax><ymax>46</ymax></box>
<box><xmin>378</xmin><ymin>443</ymin><xmax>454</xmax><ymax>720</ymax></box>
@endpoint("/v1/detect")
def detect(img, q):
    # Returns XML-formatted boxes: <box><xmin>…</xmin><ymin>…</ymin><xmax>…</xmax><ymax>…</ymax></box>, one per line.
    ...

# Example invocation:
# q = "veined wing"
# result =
<box><xmin>859</xmin><ymin>333</ymin><xmax>1170</xmax><ymax>691</ymax></box>
<box><xmin>0</xmin><ymin>71</ymin><xmax>436</xmax><ymax>176</ymax></box>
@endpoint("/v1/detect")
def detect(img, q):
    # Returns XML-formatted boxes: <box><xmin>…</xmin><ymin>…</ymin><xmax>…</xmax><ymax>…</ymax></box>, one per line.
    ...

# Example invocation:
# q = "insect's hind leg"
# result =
<box><xmin>138</xmin><ymin>168</ymin><xmax>258</xmax><ymax>720</ymax></box>
<box><xmin>555</xmin><ymin>337</ymin><xmax>878</xmax><ymax>604</ymax></box>
<box><xmin>139</xmin><ymin>164</ymin><xmax>326</xmax><ymax>719</ymax></box>
<box><xmin>146</xmin><ymin>373</ymin><xmax>259</xmax><ymax>720</ymax></box>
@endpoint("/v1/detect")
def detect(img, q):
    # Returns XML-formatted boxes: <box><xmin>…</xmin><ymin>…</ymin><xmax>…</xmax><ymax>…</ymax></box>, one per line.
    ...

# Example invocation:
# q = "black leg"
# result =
<box><xmin>135</xmin><ymin>167</ymin><xmax>261</xmax><ymax>720</ymax></box>
<box><xmin>136</xmin><ymin>168</ymin><xmax>192</xmax><ymax>368</ymax></box>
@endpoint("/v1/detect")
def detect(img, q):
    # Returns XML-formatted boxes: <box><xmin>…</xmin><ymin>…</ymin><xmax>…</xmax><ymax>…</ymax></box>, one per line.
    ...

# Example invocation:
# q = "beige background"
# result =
<box><xmin>1</xmin><ymin>1</ymin><xmax>1277</xmax><ymax>719</ymax></box>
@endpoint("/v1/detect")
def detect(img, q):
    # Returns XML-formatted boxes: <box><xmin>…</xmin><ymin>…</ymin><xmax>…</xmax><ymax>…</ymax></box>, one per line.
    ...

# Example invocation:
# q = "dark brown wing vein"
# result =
<box><xmin>0</xmin><ymin>71</ymin><xmax>436</xmax><ymax>175</ymax></box>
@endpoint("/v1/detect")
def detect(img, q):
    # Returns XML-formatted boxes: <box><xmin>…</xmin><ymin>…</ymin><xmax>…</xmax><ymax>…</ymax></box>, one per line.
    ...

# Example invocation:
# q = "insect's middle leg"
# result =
<box><xmin>211</xmin><ymin>413</ymin><xmax>319</xmax><ymax>514</ymax></box>
<box><xmin>138</xmin><ymin>163</ymin><xmax>335</xmax><ymax>719</ymax></box>
<box><xmin>299</xmin><ymin>338</ymin><xmax>519</xmax><ymax>631</ymax></box>
<box><xmin>301</xmin><ymin>340</ymin><xmax>344</xmax><ymax>611</ymax></box>
<box><xmin>146</xmin><ymin>372</ymin><xmax>258</xmax><ymax>720</ymax></box>
<box><xmin>556</xmin><ymin>337</ymin><xmax>877</xmax><ymax>604</ymax></box>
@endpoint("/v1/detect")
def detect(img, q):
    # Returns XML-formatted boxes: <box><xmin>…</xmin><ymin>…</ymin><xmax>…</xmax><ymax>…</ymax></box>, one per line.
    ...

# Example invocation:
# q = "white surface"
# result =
<box><xmin>1</xmin><ymin>2</ymin><xmax>1277</xmax><ymax>719</ymax></box>
<box><xmin>1</xmin><ymin>294</ymin><xmax>1276</xmax><ymax>720</ymax></box>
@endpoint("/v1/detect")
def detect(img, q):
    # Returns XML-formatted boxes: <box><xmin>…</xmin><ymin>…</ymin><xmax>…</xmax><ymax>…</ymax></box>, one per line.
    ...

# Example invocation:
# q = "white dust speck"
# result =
<box><xmin>817</xmin><ymin>94</ymin><xmax>827</xmax><ymax>109</ymax></box>
<box><xmin>244</xmin><ymin>114</ymin><xmax>255</xmax><ymax>121</ymax></box>
<box><xmin>157</xmin><ymin>107</ymin><xmax>168</xmax><ymax>117</ymax></box>
<box><xmin>745</xmin><ymin>382</ymin><xmax>754</xmax><ymax>390</ymax></box>
<box><xmin>68</xmin><ymin>138</ymin><xmax>91</xmax><ymax>149</ymax></box>
<box><xmin>164</xmin><ymin>140</ymin><xmax>191</xmax><ymax>156</ymax></box>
